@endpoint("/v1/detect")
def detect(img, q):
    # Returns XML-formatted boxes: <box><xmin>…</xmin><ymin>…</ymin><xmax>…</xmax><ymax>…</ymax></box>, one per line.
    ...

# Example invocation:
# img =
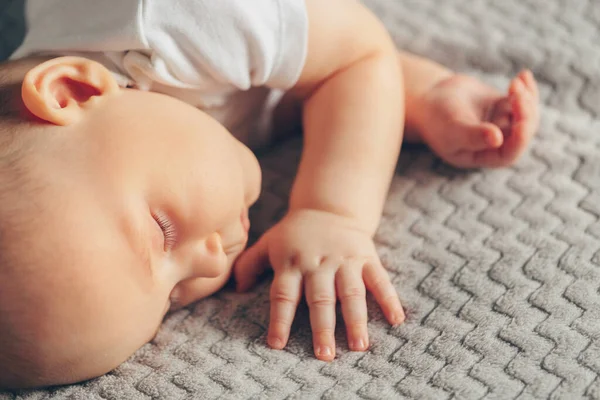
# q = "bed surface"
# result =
<box><xmin>1</xmin><ymin>0</ymin><xmax>600</xmax><ymax>398</ymax></box>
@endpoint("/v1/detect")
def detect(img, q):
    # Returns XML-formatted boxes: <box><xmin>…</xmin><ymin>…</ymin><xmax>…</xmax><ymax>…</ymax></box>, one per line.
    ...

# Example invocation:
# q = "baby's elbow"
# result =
<box><xmin>363</xmin><ymin>49</ymin><xmax>402</xmax><ymax>87</ymax></box>
<box><xmin>294</xmin><ymin>0</ymin><xmax>399</xmax><ymax>98</ymax></box>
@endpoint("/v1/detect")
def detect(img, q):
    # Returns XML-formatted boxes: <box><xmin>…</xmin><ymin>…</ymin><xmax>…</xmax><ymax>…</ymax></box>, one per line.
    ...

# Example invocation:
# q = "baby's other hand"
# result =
<box><xmin>418</xmin><ymin>70</ymin><xmax>539</xmax><ymax>168</ymax></box>
<box><xmin>234</xmin><ymin>209</ymin><xmax>405</xmax><ymax>361</ymax></box>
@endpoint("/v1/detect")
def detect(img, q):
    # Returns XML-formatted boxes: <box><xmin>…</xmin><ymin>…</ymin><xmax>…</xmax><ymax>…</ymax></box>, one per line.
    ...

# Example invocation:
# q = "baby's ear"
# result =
<box><xmin>21</xmin><ymin>56</ymin><xmax>120</xmax><ymax>126</ymax></box>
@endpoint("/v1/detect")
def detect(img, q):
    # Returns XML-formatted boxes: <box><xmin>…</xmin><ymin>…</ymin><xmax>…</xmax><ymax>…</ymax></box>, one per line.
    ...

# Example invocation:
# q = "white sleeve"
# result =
<box><xmin>141</xmin><ymin>0</ymin><xmax>308</xmax><ymax>91</ymax></box>
<box><xmin>13</xmin><ymin>0</ymin><xmax>309</xmax><ymax>92</ymax></box>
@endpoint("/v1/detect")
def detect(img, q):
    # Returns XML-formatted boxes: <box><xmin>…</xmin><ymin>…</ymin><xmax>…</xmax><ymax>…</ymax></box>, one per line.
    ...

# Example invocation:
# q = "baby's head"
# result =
<box><xmin>0</xmin><ymin>56</ymin><xmax>261</xmax><ymax>389</ymax></box>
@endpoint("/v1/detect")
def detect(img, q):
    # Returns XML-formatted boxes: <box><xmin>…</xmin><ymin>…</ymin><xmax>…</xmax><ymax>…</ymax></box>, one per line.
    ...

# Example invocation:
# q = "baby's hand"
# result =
<box><xmin>234</xmin><ymin>209</ymin><xmax>405</xmax><ymax>361</ymax></box>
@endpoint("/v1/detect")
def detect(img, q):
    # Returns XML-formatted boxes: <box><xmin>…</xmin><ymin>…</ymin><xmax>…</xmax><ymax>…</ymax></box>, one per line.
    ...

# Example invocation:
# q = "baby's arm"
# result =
<box><xmin>235</xmin><ymin>0</ymin><xmax>405</xmax><ymax>360</ymax></box>
<box><xmin>291</xmin><ymin>0</ymin><xmax>403</xmax><ymax>233</ymax></box>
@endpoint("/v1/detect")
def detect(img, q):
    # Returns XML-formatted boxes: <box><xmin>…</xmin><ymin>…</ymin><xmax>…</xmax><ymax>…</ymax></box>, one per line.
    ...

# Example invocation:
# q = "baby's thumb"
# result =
<box><xmin>234</xmin><ymin>236</ymin><xmax>269</xmax><ymax>292</ymax></box>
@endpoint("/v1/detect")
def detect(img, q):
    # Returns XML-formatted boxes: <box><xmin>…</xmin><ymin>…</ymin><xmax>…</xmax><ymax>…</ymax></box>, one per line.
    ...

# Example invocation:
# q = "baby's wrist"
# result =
<box><xmin>286</xmin><ymin>206</ymin><xmax>377</xmax><ymax>237</ymax></box>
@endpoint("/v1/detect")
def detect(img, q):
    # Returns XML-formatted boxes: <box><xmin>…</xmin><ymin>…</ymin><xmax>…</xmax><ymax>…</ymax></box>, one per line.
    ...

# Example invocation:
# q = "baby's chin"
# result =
<box><xmin>168</xmin><ymin>265</ymin><xmax>234</xmax><ymax>312</ymax></box>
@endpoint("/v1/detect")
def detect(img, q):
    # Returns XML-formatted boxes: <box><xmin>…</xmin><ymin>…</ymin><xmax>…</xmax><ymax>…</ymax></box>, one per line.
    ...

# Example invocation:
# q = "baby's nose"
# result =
<box><xmin>187</xmin><ymin>233</ymin><xmax>227</xmax><ymax>279</ymax></box>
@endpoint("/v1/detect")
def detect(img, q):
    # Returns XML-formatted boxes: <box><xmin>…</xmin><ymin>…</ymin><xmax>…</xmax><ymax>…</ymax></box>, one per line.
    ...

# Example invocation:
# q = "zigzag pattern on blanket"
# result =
<box><xmin>1</xmin><ymin>0</ymin><xmax>600</xmax><ymax>399</ymax></box>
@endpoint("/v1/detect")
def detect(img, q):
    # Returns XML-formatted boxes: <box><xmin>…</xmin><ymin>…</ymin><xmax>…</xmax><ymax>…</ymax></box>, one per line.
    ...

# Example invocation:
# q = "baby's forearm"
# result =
<box><xmin>290</xmin><ymin>51</ymin><xmax>403</xmax><ymax>235</ymax></box>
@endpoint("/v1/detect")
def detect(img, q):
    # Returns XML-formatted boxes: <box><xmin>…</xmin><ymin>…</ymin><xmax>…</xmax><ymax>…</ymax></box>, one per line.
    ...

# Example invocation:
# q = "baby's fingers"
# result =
<box><xmin>305</xmin><ymin>270</ymin><xmax>337</xmax><ymax>361</ymax></box>
<box><xmin>363</xmin><ymin>261</ymin><xmax>405</xmax><ymax>326</ymax></box>
<box><xmin>336</xmin><ymin>265</ymin><xmax>369</xmax><ymax>351</ymax></box>
<box><xmin>234</xmin><ymin>235</ymin><xmax>269</xmax><ymax>292</ymax></box>
<box><xmin>268</xmin><ymin>270</ymin><xmax>302</xmax><ymax>349</ymax></box>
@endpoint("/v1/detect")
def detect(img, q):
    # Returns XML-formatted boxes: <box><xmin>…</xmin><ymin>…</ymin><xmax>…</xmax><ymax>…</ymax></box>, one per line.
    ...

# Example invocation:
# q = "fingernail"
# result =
<box><xmin>353</xmin><ymin>339</ymin><xmax>366</xmax><ymax>351</ymax></box>
<box><xmin>317</xmin><ymin>346</ymin><xmax>332</xmax><ymax>358</ymax></box>
<box><xmin>269</xmin><ymin>337</ymin><xmax>284</xmax><ymax>349</ymax></box>
<box><xmin>515</xmin><ymin>79</ymin><xmax>524</xmax><ymax>91</ymax></box>
<box><xmin>392</xmin><ymin>312</ymin><xmax>405</xmax><ymax>326</ymax></box>
<box><xmin>487</xmin><ymin>131</ymin><xmax>503</xmax><ymax>147</ymax></box>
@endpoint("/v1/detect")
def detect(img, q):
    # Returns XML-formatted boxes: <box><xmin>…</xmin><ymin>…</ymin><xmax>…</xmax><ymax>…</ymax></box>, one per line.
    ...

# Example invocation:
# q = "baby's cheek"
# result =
<box><xmin>151</xmin><ymin>230</ymin><xmax>163</xmax><ymax>251</ymax></box>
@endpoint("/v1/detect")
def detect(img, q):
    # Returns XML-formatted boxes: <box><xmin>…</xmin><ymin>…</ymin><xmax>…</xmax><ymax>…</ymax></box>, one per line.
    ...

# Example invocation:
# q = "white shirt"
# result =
<box><xmin>12</xmin><ymin>0</ymin><xmax>309</xmax><ymax>147</ymax></box>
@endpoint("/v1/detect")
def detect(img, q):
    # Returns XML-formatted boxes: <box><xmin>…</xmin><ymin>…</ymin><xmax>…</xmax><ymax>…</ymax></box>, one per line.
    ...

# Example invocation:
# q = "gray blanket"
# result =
<box><xmin>1</xmin><ymin>0</ymin><xmax>599</xmax><ymax>398</ymax></box>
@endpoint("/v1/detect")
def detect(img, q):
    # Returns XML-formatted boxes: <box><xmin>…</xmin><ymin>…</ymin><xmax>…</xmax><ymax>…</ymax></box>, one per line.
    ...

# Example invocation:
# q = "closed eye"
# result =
<box><xmin>152</xmin><ymin>211</ymin><xmax>177</xmax><ymax>250</ymax></box>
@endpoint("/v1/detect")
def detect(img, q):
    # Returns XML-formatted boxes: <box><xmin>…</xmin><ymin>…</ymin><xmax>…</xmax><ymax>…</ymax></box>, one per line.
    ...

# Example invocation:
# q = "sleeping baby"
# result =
<box><xmin>0</xmin><ymin>0</ymin><xmax>539</xmax><ymax>389</ymax></box>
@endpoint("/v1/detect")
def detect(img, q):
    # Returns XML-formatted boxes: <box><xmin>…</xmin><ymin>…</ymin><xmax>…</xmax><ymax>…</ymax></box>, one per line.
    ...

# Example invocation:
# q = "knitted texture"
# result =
<box><xmin>1</xmin><ymin>0</ymin><xmax>599</xmax><ymax>398</ymax></box>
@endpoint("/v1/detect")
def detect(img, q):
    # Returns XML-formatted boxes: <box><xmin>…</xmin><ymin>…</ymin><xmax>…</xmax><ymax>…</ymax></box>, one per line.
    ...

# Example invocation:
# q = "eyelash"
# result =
<box><xmin>152</xmin><ymin>212</ymin><xmax>177</xmax><ymax>250</ymax></box>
